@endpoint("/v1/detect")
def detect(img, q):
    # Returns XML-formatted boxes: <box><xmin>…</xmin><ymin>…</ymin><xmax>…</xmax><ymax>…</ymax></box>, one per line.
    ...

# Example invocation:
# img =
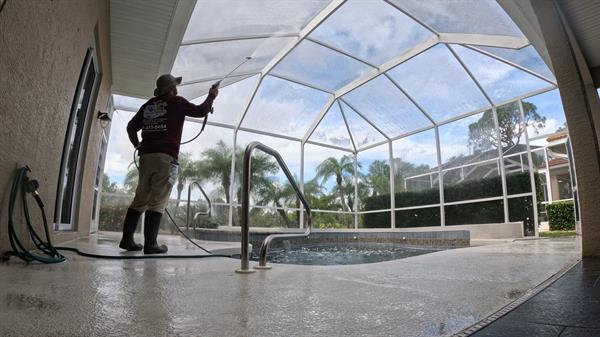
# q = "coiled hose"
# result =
<box><xmin>4</xmin><ymin>166</ymin><xmax>65</xmax><ymax>263</ymax></box>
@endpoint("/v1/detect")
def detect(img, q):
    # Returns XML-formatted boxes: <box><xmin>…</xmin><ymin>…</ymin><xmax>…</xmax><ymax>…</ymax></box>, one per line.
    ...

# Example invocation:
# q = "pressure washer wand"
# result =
<box><xmin>212</xmin><ymin>56</ymin><xmax>252</xmax><ymax>89</ymax></box>
<box><xmin>182</xmin><ymin>58</ymin><xmax>253</xmax><ymax>144</ymax></box>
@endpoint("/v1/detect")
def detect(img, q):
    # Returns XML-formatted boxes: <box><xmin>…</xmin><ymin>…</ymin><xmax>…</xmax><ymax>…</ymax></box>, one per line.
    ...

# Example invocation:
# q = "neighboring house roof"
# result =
<box><xmin>401</xmin><ymin>143</ymin><xmax>541</xmax><ymax>181</ymax></box>
<box><xmin>440</xmin><ymin>143</ymin><xmax>535</xmax><ymax>170</ymax></box>
<box><xmin>546</xmin><ymin>131</ymin><xmax>569</xmax><ymax>142</ymax></box>
<box><xmin>541</xmin><ymin>157</ymin><xmax>569</xmax><ymax>169</ymax></box>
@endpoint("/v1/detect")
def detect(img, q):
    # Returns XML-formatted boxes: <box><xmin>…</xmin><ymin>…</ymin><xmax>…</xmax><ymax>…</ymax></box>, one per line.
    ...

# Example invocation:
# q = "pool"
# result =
<box><xmin>261</xmin><ymin>243</ymin><xmax>438</xmax><ymax>265</ymax></box>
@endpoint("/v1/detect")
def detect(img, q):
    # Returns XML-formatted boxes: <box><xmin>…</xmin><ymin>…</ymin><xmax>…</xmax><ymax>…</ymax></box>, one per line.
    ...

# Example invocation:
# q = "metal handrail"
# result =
<box><xmin>236</xmin><ymin>142</ymin><xmax>312</xmax><ymax>273</ymax></box>
<box><xmin>186</xmin><ymin>181</ymin><xmax>212</xmax><ymax>231</ymax></box>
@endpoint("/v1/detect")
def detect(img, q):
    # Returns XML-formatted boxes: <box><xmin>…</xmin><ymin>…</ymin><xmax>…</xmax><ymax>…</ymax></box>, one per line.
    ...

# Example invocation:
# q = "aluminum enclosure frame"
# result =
<box><xmin>105</xmin><ymin>0</ymin><xmax>565</xmax><ymax>233</ymax></box>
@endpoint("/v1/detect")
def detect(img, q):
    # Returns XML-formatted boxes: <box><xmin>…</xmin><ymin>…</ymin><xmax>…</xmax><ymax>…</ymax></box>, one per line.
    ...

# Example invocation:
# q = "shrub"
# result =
<box><xmin>546</xmin><ymin>201</ymin><xmax>575</xmax><ymax>231</ymax></box>
<box><xmin>363</xmin><ymin>172</ymin><xmax>539</xmax><ymax>229</ymax></box>
<box><xmin>396</xmin><ymin>207</ymin><xmax>440</xmax><ymax>227</ymax></box>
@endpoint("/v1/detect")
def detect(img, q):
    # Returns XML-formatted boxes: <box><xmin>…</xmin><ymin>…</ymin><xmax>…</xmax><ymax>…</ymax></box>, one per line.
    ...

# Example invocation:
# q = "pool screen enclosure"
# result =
<box><xmin>102</xmin><ymin>0</ymin><xmax>573</xmax><ymax>236</ymax></box>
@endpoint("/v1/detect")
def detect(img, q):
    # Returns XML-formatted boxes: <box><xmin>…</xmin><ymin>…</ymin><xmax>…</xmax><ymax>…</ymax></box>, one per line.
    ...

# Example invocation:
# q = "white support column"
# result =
<box><xmin>228</xmin><ymin>75</ymin><xmax>263</xmax><ymax>227</ymax></box>
<box><xmin>543</xmin><ymin>148</ymin><xmax>552</xmax><ymax>203</ymax></box>
<box><xmin>520</xmin><ymin>155</ymin><xmax>524</xmax><ymax>172</ymax></box>
<box><xmin>519</xmin><ymin>99</ymin><xmax>540</xmax><ymax>237</ymax></box>
<box><xmin>465</xmin><ymin>45</ymin><xmax>556</xmax><ymax>86</ymax></box>
<box><xmin>227</xmin><ymin>130</ymin><xmax>238</xmax><ymax>227</ymax></box>
<box><xmin>438</xmin><ymin>33</ymin><xmax>529</xmax><ymax>49</ymax></box>
<box><xmin>300</xmin><ymin>141</ymin><xmax>305</xmax><ymax>229</ymax></box>
<box><xmin>302</xmin><ymin>96</ymin><xmax>336</xmax><ymax>143</ymax></box>
<box><xmin>234</xmin><ymin>76</ymin><xmax>264</xmax><ymax>132</ymax></box>
<box><xmin>388</xmin><ymin>141</ymin><xmax>396</xmax><ymax>228</ymax></box>
<box><xmin>353</xmin><ymin>152</ymin><xmax>359</xmax><ymax>229</ymax></box>
<box><xmin>492</xmin><ymin>106</ymin><xmax>510</xmax><ymax>223</ymax></box>
<box><xmin>338</xmin><ymin>100</ymin><xmax>357</xmax><ymax>153</ymax></box>
<box><xmin>435</xmin><ymin>126</ymin><xmax>445</xmax><ymax>226</ymax></box>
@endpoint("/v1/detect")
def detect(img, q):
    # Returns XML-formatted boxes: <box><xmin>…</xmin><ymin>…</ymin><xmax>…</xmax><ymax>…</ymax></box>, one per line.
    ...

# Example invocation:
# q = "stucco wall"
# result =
<box><xmin>532</xmin><ymin>0</ymin><xmax>600</xmax><ymax>256</ymax></box>
<box><xmin>0</xmin><ymin>0</ymin><xmax>112</xmax><ymax>252</ymax></box>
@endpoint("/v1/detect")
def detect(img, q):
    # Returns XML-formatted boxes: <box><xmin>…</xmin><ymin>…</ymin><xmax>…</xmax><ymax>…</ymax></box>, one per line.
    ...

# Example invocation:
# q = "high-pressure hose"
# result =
<box><xmin>129</xmin><ymin>99</ymin><xmax>218</xmax><ymax>256</ymax></box>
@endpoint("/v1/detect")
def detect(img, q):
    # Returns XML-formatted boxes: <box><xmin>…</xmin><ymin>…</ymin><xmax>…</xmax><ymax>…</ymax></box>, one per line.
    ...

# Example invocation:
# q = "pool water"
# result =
<box><xmin>263</xmin><ymin>244</ymin><xmax>437</xmax><ymax>265</ymax></box>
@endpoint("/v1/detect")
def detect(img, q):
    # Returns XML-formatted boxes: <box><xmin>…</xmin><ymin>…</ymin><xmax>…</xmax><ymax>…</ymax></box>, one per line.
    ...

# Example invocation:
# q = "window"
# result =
<box><xmin>54</xmin><ymin>49</ymin><xmax>100</xmax><ymax>230</ymax></box>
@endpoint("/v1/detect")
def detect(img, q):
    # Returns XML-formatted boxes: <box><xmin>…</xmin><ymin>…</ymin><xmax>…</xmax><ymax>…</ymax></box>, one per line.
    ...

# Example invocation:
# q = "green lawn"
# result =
<box><xmin>540</xmin><ymin>231</ymin><xmax>577</xmax><ymax>238</ymax></box>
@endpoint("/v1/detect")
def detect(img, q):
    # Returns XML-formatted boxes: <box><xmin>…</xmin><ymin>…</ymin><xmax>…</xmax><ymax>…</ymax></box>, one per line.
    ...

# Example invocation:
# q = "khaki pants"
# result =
<box><xmin>129</xmin><ymin>153</ymin><xmax>178</xmax><ymax>213</ymax></box>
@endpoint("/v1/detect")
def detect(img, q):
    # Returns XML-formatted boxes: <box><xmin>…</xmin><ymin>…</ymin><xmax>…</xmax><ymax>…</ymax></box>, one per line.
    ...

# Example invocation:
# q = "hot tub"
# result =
<box><xmin>259</xmin><ymin>242</ymin><xmax>439</xmax><ymax>265</ymax></box>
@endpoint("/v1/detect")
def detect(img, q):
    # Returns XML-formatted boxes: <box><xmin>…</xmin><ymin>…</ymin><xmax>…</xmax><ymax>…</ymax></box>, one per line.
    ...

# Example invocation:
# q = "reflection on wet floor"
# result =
<box><xmin>470</xmin><ymin>257</ymin><xmax>600</xmax><ymax>337</ymax></box>
<box><xmin>0</xmin><ymin>237</ymin><xmax>580</xmax><ymax>337</ymax></box>
<box><xmin>56</xmin><ymin>231</ymin><xmax>241</xmax><ymax>257</ymax></box>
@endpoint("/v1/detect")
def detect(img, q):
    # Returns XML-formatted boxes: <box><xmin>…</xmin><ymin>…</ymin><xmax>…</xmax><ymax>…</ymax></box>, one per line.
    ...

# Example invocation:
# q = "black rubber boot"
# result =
<box><xmin>143</xmin><ymin>210</ymin><xmax>168</xmax><ymax>254</ymax></box>
<box><xmin>119</xmin><ymin>208</ymin><xmax>143</xmax><ymax>251</ymax></box>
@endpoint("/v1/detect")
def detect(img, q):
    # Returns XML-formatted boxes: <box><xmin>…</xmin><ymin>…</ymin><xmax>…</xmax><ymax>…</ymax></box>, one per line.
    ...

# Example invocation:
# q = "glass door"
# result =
<box><xmin>54</xmin><ymin>49</ymin><xmax>99</xmax><ymax>230</ymax></box>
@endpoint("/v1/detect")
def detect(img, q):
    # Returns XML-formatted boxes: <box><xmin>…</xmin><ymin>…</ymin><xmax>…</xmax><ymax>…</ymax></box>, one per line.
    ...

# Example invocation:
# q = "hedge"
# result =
<box><xmin>363</xmin><ymin>172</ymin><xmax>539</xmax><ymax>232</ymax></box>
<box><xmin>546</xmin><ymin>201</ymin><xmax>575</xmax><ymax>231</ymax></box>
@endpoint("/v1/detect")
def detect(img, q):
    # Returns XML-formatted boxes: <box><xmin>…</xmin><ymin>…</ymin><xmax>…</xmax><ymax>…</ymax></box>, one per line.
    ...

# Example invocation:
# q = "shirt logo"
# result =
<box><xmin>143</xmin><ymin>101</ymin><xmax>167</xmax><ymax>120</ymax></box>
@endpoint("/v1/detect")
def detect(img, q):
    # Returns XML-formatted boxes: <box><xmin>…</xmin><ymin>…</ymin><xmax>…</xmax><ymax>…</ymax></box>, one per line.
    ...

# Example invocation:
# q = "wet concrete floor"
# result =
<box><xmin>470</xmin><ymin>256</ymin><xmax>600</xmax><ymax>337</ymax></box>
<box><xmin>56</xmin><ymin>232</ymin><xmax>242</xmax><ymax>257</ymax></box>
<box><xmin>0</xmin><ymin>237</ymin><xmax>580</xmax><ymax>337</ymax></box>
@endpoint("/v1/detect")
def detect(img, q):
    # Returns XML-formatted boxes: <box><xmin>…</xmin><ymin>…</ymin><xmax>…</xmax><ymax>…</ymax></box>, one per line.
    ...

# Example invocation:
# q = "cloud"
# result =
<box><xmin>389</xmin><ymin>0</ymin><xmax>522</xmax><ymax>37</ymax></box>
<box><xmin>452</xmin><ymin>45</ymin><xmax>550</xmax><ymax>103</ymax></box>
<box><xmin>310</xmin><ymin>0</ymin><xmax>433</xmax><ymax>65</ymax></box>
<box><xmin>392</xmin><ymin>133</ymin><xmax>439</xmax><ymax>167</ymax></box>
<box><xmin>182</xmin><ymin>0</ymin><xmax>328</xmax><ymax>41</ymax></box>
<box><xmin>104</xmin><ymin>110</ymin><xmax>137</xmax><ymax>187</ymax></box>
<box><xmin>527</xmin><ymin>118</ymin><xmax>561</xmax><ymax>138</ymax></box>
<box><xmin>344</xmin><ymin>76</ymin><xmax>431</xmax><ymax>137</ymax></box>
<box><xmin>387</xmin><ymin>44</ymin><xmax>490</xmax><ymax>122</ymax></box>
<box><xmin>241</xmin><ymin>76</ymin><xmax>331</xmax><ymax>138</ymax></box>
<box><xmin>273</xmin><ymin>39</ymin><xmax>372</xmax><ymax>91</ymax></box>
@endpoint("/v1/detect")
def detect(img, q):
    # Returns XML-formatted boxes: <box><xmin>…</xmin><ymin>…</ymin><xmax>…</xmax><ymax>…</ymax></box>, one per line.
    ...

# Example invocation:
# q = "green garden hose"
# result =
<box><xmin>4</xmin><ymin>166</ymin><xmax>233</xmax><ymax>263</ymax></box>
<box><xmin>4</xmin><ymin>166</ymin><xmax>65</xmax><ymax>263</ymax></box>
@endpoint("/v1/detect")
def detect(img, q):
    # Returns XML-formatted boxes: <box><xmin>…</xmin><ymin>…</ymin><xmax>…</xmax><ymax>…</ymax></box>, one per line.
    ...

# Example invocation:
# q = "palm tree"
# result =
<box><xmin>366</xmin><ymin>160</ymin><xmax>390</xmax><ymax>197</ymax></box>
<box><xmin>257</xmin><ymin>181</ymin><xmax>296</xmax><ymax>227</ymax></box>
<box><xmin>123</xmin><ymin>164</ymin><xmax>139</xmax><ymax>194</ymax></box>
<box><xmin>195</xmin><ymin>141</ymin><xmax>279</xmax><ymax>225</ymax></box>
<box><xmin>315</xmin><ymin>155</ymin><xmax>357</xmax><ymax>211</ymax></box>
<box><xmin>196</xmin><ymin>140</ymin><xmax>234</xmax><ymax>203</ymax></box>
<box><xmin>303</xmin><ymin>178</ymin><xmax>334</xmax><ymax>211</ymax></box>
<box><xmin>173</xmin><ymin>152</ymin><xmax>198</xmax><ymax>218</ymax></box>
<box><xmin>234</xmin><ymin>148</ymin><xmax>279</xmax><ymax>204</ymax></box>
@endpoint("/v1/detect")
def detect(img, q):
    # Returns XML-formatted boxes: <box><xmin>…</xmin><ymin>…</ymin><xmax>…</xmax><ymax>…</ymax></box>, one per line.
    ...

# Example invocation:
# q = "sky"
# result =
<box><xmin>102</xmin><ymin>0</ymin><xmax>568</xmax><ymax>209</ymax></box>
<box><xmin>105</xmin><ymin>86</ymin><xmax>566</xmax><ymax>200</ymax></box>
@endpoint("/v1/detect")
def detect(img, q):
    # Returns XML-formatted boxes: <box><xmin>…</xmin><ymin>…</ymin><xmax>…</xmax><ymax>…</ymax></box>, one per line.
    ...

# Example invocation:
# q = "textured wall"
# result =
<box><xmin>0</xmin><ymin>0</ymin><xmax>112</xmax><ymax>252</ymax></box>
<box><xmin>532</xmin><ymin>0</ymin><xmax>600</xmax><ymax>256</ymax></box>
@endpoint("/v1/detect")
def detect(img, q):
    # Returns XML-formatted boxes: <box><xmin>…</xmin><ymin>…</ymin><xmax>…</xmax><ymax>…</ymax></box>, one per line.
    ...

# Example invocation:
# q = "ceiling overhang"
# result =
<box><xmin>110</xmin><ymin>0</ymin><xmax>195</xmax><ymax>99</ymax></box>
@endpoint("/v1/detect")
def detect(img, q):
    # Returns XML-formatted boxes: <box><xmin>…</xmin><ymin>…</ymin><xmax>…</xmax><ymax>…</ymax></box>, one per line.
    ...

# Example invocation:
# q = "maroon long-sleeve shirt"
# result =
<box><xmin>127</xmin><ymin>94</ymin><xmax>216</xmax><ymax>159</ymax></box>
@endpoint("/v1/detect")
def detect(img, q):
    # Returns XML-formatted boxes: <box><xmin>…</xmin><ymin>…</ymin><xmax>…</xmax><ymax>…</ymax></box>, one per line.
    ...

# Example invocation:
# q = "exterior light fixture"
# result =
<box><xmin>97</xmin><ymin>111</ymin><xmax>111</xmax><ymax>129</ymax></box>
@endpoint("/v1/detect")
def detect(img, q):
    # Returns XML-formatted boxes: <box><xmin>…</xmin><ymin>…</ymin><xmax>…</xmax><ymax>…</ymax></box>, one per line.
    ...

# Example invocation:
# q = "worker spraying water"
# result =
<box><xmin>120</xmin><ymin>74</ymin><xmax>219</xmax><ymax>254</ymax></box>
<box><xmin>121</xmin><ymin>57</ymin><xmax>253</xmax><ymax>254</ymax></box>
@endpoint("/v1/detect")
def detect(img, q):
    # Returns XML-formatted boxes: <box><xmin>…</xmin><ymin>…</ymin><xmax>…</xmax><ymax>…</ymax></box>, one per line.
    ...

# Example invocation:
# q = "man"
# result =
<box><xmin>119</xmin><ymin>74</ymin><xmax>218</xmax><ymax>254</ymax></box>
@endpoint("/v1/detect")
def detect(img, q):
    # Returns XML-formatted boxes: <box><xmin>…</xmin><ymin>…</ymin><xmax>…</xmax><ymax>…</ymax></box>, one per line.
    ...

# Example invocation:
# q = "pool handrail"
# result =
<box><xmin>236</xmin><ymin>141</ymin><xmax>312</xmax><ymax>273</ymax></box>
<box><xmin>186</xmin><ymin>181</ymin><xmax>212</xmax><ymax>231</ymax></box>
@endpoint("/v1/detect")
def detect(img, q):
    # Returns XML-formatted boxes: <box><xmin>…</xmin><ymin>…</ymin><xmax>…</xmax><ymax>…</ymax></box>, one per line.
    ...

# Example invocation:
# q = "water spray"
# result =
<box><xmin>182</xmin><ymin>57</ymin><xmax>252</xmax><ymax>145</ymax></box>
<box><xmin>212</xmin><ymin>56</ymin><xmax>252</xmax><ymax>88</ymax></box>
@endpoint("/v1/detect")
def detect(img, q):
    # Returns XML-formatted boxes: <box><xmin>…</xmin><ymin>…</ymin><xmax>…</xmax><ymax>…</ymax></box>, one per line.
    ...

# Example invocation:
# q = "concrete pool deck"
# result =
<box><xmin>0</xmin><ymin>237</ymin><xmax>580</xmax><ymax>337</ymax></box>
<box><xmin>55</xmin><ymin>231</ymin><xmax>244</xmax><ymax>257</ymax></box>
